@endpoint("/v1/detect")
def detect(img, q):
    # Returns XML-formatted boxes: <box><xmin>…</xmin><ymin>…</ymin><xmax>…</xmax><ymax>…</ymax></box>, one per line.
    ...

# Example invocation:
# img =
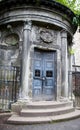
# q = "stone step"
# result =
<box><xmin>20</xmin><ymin>106</ymin><xmax>75</xmax><ymax>117</ymax></box>
<box><xmin>7</xmin><ymin>100</ymin><xmax>78</xmax><ymax>124</ymax></box>
<box><xmin>8</xmin><ymin>109</ymin><xmax>80</xmax><ymax>124</ymax></box>
<box><xmin>11</xmin><ymin>101</ymin><xmax>73</xmax><ymax>113</ymax></box>
<box><xmin>23</xmin><ymin>101</ymin><xmax>73</xmax><ymax>109</ymax></box>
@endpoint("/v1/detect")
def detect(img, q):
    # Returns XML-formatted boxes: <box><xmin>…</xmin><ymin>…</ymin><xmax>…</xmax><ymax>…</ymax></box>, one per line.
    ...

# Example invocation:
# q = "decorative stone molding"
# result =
<box><xmin>0</xmin><ymin>25</ymin><xmax>23</xmax><ymax>46</ymax></box>
<box><xmin>0</xmin><ymin>0</ymin><xmax>75</xmax><ymax>23</ymax></box>
<box><xmin>39</xmin><ymin>29</ymin><xmax>53</xmax><ymax>43</ymax></box>
<box><xmin>32</xmin><ymin>27</ymin><xmax>58</xmax><ymax>49</ymax></box>
<box><xmin>24</xmin><ymin>20</ymin><xmax>32</xmax><ymax>31</ymax></box>
<box><xmin>5</xmin><ymin>33</ymin><xmax>19</xmax><ymax>46</ymax></box>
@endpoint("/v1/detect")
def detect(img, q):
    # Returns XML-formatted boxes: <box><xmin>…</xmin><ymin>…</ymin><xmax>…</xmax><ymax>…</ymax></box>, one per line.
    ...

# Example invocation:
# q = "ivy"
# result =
<box><xmin>69</xmin><ymin>48</ymin><xmax>75</xmax><ymax>55</ymax></box>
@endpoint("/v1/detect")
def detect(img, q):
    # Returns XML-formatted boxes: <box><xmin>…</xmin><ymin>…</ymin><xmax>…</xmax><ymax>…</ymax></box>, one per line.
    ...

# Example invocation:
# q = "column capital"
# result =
<box><xmin>24</xmin><ymin>20</ymin><xmax>32</xmax><ymax>31</ymax></box>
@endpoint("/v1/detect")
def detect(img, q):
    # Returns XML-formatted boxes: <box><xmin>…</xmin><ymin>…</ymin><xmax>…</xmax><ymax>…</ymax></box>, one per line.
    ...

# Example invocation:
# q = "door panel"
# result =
<box><xmin>33</xmin><ymin>51</ymin><xmax>42</xmax><ymax>96</ymax></box>
<box><xmin>43</xmin><ymin>53</ymin><xmax>54</xmax><ymax>96</ymax></box>
<box><xmin>33</xmin><ymin>49</ymin><xmax>56</xmax><ymax>100</ymax></box>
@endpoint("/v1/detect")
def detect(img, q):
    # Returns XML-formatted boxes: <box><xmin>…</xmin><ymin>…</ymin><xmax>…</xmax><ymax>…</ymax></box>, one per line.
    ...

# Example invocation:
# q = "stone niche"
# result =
<box><xmin>0</xmin><ymin>0</ymin><xmax>77</xmax><ymax>102</ymax></box>
<box><xmin>0</xmin><ymin>24</ymin><xmax>23</xmax><ymax>66</ymax></box>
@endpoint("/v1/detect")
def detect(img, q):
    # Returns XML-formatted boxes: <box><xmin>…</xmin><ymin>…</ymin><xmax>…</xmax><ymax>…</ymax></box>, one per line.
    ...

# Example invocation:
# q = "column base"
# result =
<box><xmin>18</xmin><ymin>97</ymin><xmax>31</xmax><ymax>102</ymax></box>
<box><xmin>11</xmin><ymin>98</ymin><xmax>32</xmax><ymax>113</ymax></box>
<box><xmin>59</xmin><ymin>96</ymin><xmax>70</xmax><ymax>102</ymax></box>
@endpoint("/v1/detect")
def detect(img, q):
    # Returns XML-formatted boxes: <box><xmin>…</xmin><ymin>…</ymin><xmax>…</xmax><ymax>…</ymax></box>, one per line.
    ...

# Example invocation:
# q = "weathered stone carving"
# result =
<box><xmin>24</xmin><ymin>20</ymin><xmax>32</xmax><ymax>31</ymax></box>
<box><xmin>32</xmin><ymin>26</ymin><xmax>58</xmax><ymax>49</ymax></box>
<box><xmin>5</xmin><ymin>33</ymin><xmax>19</xmax><ymax>46</ymax></box>
<box><xmin>39</xmin><ymin>29</ymin><xmax>53</xmax><ymax>43</ymax></box>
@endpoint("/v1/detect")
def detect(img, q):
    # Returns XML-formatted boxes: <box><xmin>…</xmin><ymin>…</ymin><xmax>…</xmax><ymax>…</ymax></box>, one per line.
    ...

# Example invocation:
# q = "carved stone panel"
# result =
<box><xmin>5</xmin><ymin>33</ymin><xmax>19</xmax><ymax>46</ymax></box>
<box><xmin>39</xmin><ymin>29</ymin><xmax>53</xmax><ymax>43</ymax></box>
<box><xmin>31</xmin><ymin>26</ymin><xmax>58</xmax><ymax>49</ymax></box>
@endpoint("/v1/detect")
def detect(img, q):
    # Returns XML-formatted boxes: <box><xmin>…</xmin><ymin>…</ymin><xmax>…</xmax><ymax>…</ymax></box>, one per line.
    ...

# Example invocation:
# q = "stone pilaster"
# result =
<box><xmin>61</xmin><ymin>31</ymin><xmax>68</xmax><ymax>98</ymax></box>
<box><xmin>56</xmin><ymin>50</ymin><xmax>61</xmax><ymax>100</ymax></box>
<box><xmin>20</xmin><ymin>20</ymin><xmax>32</xmax><ymax>100</ymax></box>
<box><xmin>68</xmin><ymin>46</ymin><xmax>73</xmax><ymax>99</ymax></box>
<box><xmin>56</xmin><ymin>32</ymin><xmax>62</xmax><ymax>100</ymax></box>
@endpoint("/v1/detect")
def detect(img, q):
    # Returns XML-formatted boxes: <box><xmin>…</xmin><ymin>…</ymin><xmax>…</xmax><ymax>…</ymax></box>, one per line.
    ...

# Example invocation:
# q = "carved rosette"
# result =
<box><xmin>33</xmin><ymin>26</ymin><xmax>57</xmax><ymax>48</ymax></box>
<box><xmin>39</xmin><ymin>29</ymin><xmax>53</xmax><ymax>44</ymax></box>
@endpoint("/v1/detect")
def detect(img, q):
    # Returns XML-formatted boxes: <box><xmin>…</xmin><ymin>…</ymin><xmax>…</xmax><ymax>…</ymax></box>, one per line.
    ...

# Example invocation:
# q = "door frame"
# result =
<box><xmin>32</xmin><ymin>47</ymin><xmax>57</xmax><ymax>100</ymax></box>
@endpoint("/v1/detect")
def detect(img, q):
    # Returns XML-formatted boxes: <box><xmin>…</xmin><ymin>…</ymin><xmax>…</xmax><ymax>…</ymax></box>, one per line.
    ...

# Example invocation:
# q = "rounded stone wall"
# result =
<box><xmin>0</xmin><ymin>0</ymin><xmax>77</xmax><ymax>101</ymax></box>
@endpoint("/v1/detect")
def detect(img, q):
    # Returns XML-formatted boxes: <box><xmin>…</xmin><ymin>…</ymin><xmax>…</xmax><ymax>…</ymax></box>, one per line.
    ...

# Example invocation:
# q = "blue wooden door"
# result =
<box><xmin>33</xmin><ymin>49</ymin><xmax>56</xmax><ymax>100</ymax></box>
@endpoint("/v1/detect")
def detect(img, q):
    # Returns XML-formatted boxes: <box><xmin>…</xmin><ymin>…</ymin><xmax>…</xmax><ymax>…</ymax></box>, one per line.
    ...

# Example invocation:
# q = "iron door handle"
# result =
<box><xmin>34</xmin><ymin>77</ymin><xmax>46</xmax><ymax>80</ymax></box>
<box><xmin>34</xmin><ymin>77</ymin><xmax>44</xmax><ymax>80</ymax></box>
<box><xmin>42</xmin><ymin>76</ymin><xmax>46</xmax><ymax>81</ymax></box>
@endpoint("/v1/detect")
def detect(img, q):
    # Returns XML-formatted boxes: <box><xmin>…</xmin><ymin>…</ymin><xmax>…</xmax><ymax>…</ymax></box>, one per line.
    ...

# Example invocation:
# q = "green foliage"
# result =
<box><xmin>69</xmin><ymin>48</ymin><xmax>75</xmax><ymax>55</ymax></box>
<box><xmin>73</xmin><ymin>89</ymin><xmax>80</xmax><ymax>96</ymax></box>
<box><xmin>56</xmin><ymin>0</ymin><xmax>80</xmax><ymax>26</ymax></box>
<box><xmin>72</xmin><ymin>15</ymin><xmax>80</xmax><ymax>26</ymax></box>
<box><xmin>56</xmin><ymin>0</ymin><xmax>80</xmax><ymax>14</ymax></box>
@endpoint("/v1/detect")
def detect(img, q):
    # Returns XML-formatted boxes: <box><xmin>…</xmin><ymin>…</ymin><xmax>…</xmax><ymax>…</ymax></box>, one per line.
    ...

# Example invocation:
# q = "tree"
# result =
<box><xmin>56</xmin><ymin>0</ymin><xmax>80</xmax><ymax>26</ymax></box>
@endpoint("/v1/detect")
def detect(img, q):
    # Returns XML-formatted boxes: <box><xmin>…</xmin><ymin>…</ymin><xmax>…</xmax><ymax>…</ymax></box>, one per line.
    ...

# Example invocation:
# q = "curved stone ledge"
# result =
<box><xmin>0</xmin><ymin>0</ymin><xmax>77</xmax><ymax>34</ymax></box>
<box><xmin>0</xmin><ymin>9</ymin><xmax>75</xmax><ymax>35</ymax></box>
<box><xmin>0</xmin><ymin>0</ymin><xmax>75</xmax><ymax>20</ymax></box>
<box><xmin>0</xmin><ymin>44</ymin><xmax>19</xmax><ymax>50</ymax></box>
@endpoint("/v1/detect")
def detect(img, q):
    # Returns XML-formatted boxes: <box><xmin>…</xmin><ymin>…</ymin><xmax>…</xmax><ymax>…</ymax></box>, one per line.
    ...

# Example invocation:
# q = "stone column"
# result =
<box><xmin>68</xmin><ymin>46</ymin><xmax>73</xmax><ymax>99</ymax></box>
<box><xmin>20</xmin><ymin>20</ymin><xmax>32</xmax><ymax>100</ymax></box>
<box><xmin>69</xmin><ymin>54</ymin><xmax>73</xmax><ymax>98</ymax></box>
<box><xmin>61</xmin><ymin>31</ymin><xmax>68</xmax><ymax>98</ymax></box>
<box><xmin>56</xmin><ymin>32</ymin><xmax>62</xmax><ymax>100</ymax></box>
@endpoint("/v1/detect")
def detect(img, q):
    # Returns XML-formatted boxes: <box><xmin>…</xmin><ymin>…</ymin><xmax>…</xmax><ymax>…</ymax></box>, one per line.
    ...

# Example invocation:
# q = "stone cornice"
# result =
<box><xmin>0</xmin><ymin>11</ymin><xmax>75</xmax><ymax>36</ymax></box>
<box><xmin>0</xmin><ymin>0</ymin><xmax>77</xmax><ymax>34</ymax></box>
<box><xmin>0</xmin><ymin>0</ymin><xmax>75</xmax><ymax>21</ymax></box>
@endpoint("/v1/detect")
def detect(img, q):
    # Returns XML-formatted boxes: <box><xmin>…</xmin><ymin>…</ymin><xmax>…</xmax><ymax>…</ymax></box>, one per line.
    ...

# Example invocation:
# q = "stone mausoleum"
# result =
<box><xmin>0</xmin><ymin>0</ymin><xmax>77</xmax><ymax>103</ymax></box>
<box><xmin>1</xmin><ymin>0</ymin><xmax>80</xmax><ymax>124</ymax></box>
